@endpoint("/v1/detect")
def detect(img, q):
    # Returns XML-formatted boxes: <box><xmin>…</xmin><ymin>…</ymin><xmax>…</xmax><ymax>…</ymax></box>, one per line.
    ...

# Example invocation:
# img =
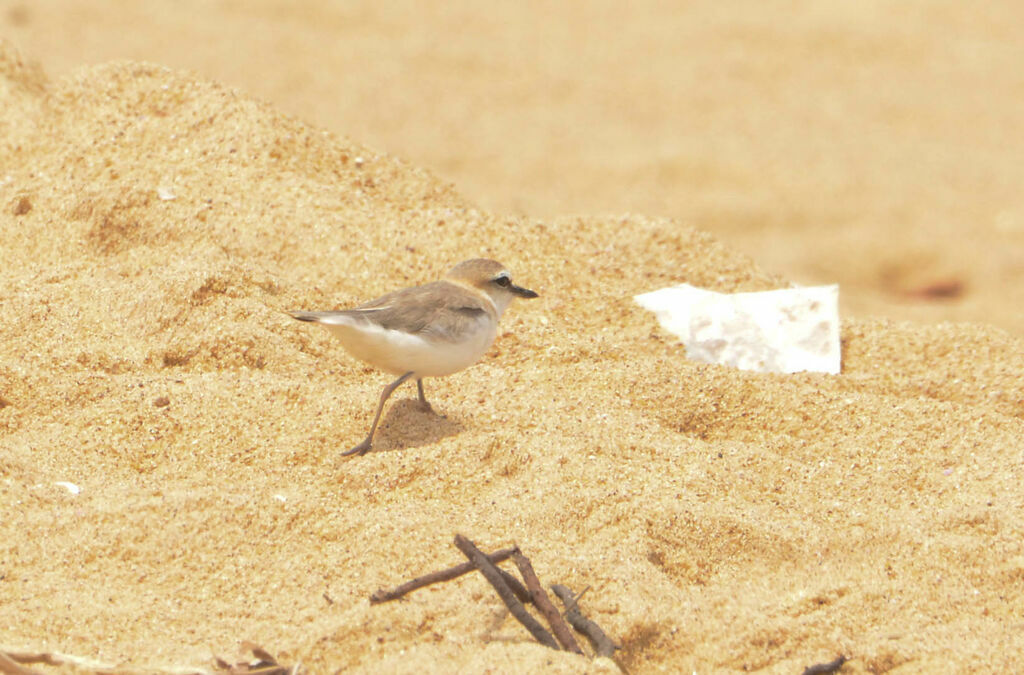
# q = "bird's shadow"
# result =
<box><xmin>371</xmin><ymin>398</ymin><xmax>463</xmax><ymax>453</ymax></box>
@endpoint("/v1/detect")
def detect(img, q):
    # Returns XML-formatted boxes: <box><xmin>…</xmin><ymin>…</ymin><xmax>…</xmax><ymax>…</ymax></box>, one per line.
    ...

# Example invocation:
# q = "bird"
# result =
<box><xmin>289</xmin><ymin>258</ymin><xmax>538</xmax><ymax>456</ymax></box>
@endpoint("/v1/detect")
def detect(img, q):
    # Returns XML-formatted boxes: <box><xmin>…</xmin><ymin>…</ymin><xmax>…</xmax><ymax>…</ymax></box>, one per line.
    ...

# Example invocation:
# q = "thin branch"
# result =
<box><xmin>551</xmin><ymin>584</ymin><xmax>617</xmax><ymax>657</ymax></box>
<box><xmin>802</xmin><ymin>655</ymin><xmax>847</xmax><ymax>675</ymax></box>
<box><xmin>0</xmin><ymin>652</ymin><xmax>45</xmax><ymax>675</ymax></box>
<box><xmin>497</xmin><ymin>566</ymin><xmax>533</xmax><ymax>606</ymax></box>
<box><xmin>370</xmin><ymin>547</ymin><xmax>517</xmax><ymax>604</ymax></box>
<box><xmin>511</xmin><ymin>550</ymin><xmax>583</xmax><ymax>654</ymax></box>
<box><xmin>454</xmin><ymin>534</ymin><xmax>559</xmax><ymax>650</ymax></box>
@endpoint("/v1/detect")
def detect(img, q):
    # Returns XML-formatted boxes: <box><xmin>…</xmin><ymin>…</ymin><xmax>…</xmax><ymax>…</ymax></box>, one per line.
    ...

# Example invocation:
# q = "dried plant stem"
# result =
<box><xmin>454</xmin><ymin>534</ymin><xmax>559</xmax><ymax>650</ymax></box>
<box><xmin>551</xmin><ymin>584</ymin><xmax>617</xmax><ymax>657</ymax></box>
<box><xmin>511</xmin><ymin>550</ymin><xmax>583</xmax><ymax>654</ymax></box>
<box><xmin>802</xmin><ymin>655</ymin><xmax>847</xmax><ymax>675</ymax></box>
<box><xmin>370</xmin><ymin>547</ymin><xmax>517</xmax><ymax>604</ymax></box>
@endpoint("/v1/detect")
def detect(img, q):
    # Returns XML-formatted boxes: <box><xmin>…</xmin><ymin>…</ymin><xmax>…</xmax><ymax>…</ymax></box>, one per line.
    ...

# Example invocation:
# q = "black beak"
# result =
<box><xmin>511</xmin><ymin>283</ymin><xmax>539</xmax><ymax>299</ymax></box>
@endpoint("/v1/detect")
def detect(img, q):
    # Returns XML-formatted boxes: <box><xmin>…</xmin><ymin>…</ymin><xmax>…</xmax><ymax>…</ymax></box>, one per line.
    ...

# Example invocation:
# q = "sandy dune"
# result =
<box><xmin>2</xmin><ymin>6</ymin><xmax>1023</xmax><ymax>674</ymax></box>
<box><xmin>4</xmin><ymin>1</ymin><xmax>1023</xmax><ymax>332</ymax></box>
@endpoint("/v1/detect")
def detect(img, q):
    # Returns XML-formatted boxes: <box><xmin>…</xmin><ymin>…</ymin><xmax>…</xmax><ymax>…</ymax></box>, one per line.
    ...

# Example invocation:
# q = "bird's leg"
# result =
<box><xmin>344</xmin><ymin>371</ymin><xmax>415</xmax><ymax>456</ymax></box>
<box><xmin>416</xmin><ymin>378</ymin><xmax>435</xmax><ymax>414</ymax></box>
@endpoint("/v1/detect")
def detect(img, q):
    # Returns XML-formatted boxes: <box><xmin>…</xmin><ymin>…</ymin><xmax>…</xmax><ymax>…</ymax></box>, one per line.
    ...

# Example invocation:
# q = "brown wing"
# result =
<box><xmin>344</xmin><ymin>280</ymin><xmax>492</xmax><ymax>341</ymax></box>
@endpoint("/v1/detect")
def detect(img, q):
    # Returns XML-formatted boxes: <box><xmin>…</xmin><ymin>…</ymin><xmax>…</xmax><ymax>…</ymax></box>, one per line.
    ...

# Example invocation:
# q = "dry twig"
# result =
<box><xmin>370</xmin><ymin>547</ymin><xmax>518</xmax><ymax>604</ymax></box>
<box><xmin>0</xmin><ymin>652</ymin><xmax>45</xmax><ymax>675</ymax></box>
<box><xmin>802</xmin><ymin>654</ymin><xmax>847</xmax><ymax>675</ymax></box>
<box><xmin>497</xmin><ymin>566</ymin><xmax>533</xmax><ymax>605</ymax></box>
<box><xmin>454</xmin><ymin>534</ymin><xmax>559</xmax><ymax>650</ymax></box>
<box><xmin>551</xmin><ymin>584</ymin><xmax>617</xmax><ymax>657</ymax></box>
<box><xmin>212</xmin><ymin>642</ymin><xmax>297</xmax><ymax>675</ymax></box>
<box><xmin>511</xmin><ymin>550</ymin><xmax>583</xmax><ymax>654</ymax></box>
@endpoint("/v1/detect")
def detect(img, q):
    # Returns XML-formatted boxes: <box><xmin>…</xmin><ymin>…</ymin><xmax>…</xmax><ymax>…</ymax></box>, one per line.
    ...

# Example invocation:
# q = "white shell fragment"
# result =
<box><xmin>634</xmin><ymin>283</ymin><xmax>841</xmax><ymax>374</ymax></box>
<box><xmin>54</xmin><ymin>481</ymin><xmax>81</xmax><ymax>495</ymax></box>
<box><xmin>156</xmin><ymin>186</ymin><xmax>176</xmax><ymax>200</ymax></box>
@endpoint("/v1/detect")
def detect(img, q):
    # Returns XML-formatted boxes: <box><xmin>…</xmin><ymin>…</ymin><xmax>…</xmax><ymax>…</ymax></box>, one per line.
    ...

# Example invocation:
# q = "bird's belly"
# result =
<box><xmin>324</xmin><ymin>320</ymin><xmax>497</xmax><ymax>377</ymax></box>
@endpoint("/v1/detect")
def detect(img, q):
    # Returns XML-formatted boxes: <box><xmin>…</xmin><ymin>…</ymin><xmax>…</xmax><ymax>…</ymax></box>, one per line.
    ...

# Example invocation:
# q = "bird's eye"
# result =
<box><xmin>494</xmin><ymin>276</ymin><xmax>511</xmax><ymax>287</ymax></box>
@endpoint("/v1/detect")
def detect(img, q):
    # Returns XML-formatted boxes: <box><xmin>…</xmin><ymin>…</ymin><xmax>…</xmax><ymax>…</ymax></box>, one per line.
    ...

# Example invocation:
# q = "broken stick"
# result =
<box><xmin>497</xmin><ymin>566</ymin><xmax>533</xmax><ymax>605</ymax></box>
<box><xmin>802</xmin><ymin>654</ymin><xmax>847</xmax><ymax>675</ymax></box>
<box><xmin>512</xmin><ymin>550</ymin><xmax>583</xmax><ymax>654</ymax></box>
<box><xmin>454</xmin><ymin>534</ymin><xmax>559</xmax><ymax>650</ymax></box>
<box><xmin>371</xmin><ymin>547</ymin><xmax>517</xmax><ymax>604</ymax></box>
<box><xmin>551</xmin><ymin>584</ymin><xmax>617</xmax><ymax>657</ymax></box>
<box><xmin>0</xmin><ymin>651</ymin><xmax>45</xmax><ymax>675</ymax></box>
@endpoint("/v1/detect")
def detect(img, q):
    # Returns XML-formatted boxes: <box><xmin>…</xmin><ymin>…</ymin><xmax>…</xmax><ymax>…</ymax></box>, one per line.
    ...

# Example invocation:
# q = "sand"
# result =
<box><xmin>1</xmin><ymin>7</ymin><xmax>1023</xmax><ymax>674</ymax></box>
<box><xmin>4</xmin><ymin>1</ymin><xmax>1024</xmax><ymax>333</ymax></box>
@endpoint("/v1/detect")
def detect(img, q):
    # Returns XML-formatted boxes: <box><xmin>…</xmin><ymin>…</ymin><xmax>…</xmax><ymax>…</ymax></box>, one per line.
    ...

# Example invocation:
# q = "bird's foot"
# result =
<box><xmin>342</xmin><ymin>438</ymin><xmax>373</xmax><ymax>456</ymax></box>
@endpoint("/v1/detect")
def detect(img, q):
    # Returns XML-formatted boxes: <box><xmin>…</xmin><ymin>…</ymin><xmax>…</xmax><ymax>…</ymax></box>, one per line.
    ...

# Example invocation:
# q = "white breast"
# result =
<box><xmin>321</xmin><ymin>314</ymin><xmax>498</xmax><ymax>377</ymax></box>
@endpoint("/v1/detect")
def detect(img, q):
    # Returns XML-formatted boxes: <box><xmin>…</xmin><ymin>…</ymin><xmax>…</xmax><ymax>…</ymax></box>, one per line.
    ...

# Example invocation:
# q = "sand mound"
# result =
<box><xmin>2</xmin><ymin>42</ymin><xmax>1023</xmax><ymax>673</ymax></box>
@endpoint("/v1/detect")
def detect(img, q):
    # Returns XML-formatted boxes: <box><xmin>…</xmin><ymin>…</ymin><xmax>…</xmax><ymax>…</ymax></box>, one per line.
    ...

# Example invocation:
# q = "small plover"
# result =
<box><xmin>290</xmin><ymin>258</ymin><xmax>538</xmax><ymax>455</ymax></box>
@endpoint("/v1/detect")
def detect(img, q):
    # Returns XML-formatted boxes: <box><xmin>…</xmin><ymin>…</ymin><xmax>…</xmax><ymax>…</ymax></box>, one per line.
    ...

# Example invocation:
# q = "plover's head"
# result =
<box><xmin>446</xmin><ymin>258</ymin><xmax>538</xmax><ymax>316</ymax></box>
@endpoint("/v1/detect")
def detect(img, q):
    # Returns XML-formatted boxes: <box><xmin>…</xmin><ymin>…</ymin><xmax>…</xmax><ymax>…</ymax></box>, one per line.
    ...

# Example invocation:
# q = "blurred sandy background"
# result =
<box><xmin>4</xmin><ymin>0</ymin><xmax>1023</xmax><ymax>331</ymax></box>
<box><xmin>2</xmin><ymin>2</ymin><xmax>1023</xmax><ymax>674</ymax></box>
